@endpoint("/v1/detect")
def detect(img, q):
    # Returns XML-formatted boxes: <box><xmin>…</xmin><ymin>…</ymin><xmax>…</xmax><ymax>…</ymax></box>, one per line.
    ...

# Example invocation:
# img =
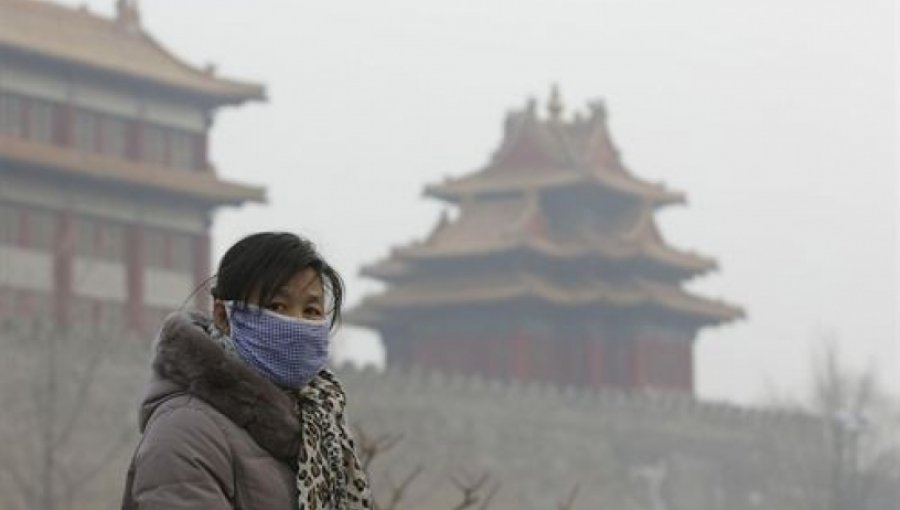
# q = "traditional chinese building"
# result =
<box><xmin>0</xmin><ymin>0</ymin><xmax>265</xmax><ymax>332</ymax></box>
<box><xmin>350</xmin><ymin>88</ymin><xmax>743</xmax><ymax>392</ymax></box>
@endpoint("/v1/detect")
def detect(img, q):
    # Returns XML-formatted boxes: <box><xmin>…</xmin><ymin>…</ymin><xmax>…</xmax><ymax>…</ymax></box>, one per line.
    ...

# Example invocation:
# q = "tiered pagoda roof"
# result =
<box><xmin>351</xmin><ymin>88</ymin><xmax>743</xmax><ymax>330</ymax></box>
<box><xmin>424</xmin><ymin>97</ymin><xmax>683</xmax><ymax>205</ymax></box>
<box><xmin>0</xmin><ymin>0</ymin><xmax>264</xmax><ymax>104</ymax></box>
<box><xmin>0</xmin><ymin>0</ymin><xmax>265</xmax><ymax>207</ymax></box>
<box><xmin>0</xmin><ymin>135</ymin><xmax>265</xmax><ymax>206</ymax></box>
<box><xmin>362</xmin><ymin>198</ymin><xmax>717</xmax><ymax>280</ymax></box>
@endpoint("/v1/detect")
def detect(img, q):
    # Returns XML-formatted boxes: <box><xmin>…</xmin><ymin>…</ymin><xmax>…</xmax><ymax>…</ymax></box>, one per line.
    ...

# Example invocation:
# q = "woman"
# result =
<box><xmin>121</xmin><ymin>232</ymin><xmax>372</xmax><ymax>510</ymax></box>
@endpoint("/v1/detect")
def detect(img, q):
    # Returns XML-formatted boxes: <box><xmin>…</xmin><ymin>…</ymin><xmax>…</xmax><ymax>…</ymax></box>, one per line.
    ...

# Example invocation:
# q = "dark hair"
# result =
<box><xmin>210</xmin><ymin>232</ymin><xmax>344</xmax><ymax>328</ymax></box>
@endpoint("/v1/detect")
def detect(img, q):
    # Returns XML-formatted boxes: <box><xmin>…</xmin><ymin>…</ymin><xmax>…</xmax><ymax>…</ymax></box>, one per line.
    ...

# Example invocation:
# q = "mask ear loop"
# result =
<box><xmin>216</xmin><ymin>300</ymin><xmax>236</xmax><ymax>336</ymax></box>
<box><xmin>179</xmin><ymin>275</ymin><xmax>217</xmax><ymax>312</ymax></box>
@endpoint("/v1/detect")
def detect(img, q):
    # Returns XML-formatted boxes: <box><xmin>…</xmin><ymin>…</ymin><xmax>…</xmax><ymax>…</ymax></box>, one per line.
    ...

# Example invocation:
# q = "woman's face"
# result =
<box><xmin>213</xmin><ymin>267</ymin><xmax>325</xmax><ymax>335</ymax></box>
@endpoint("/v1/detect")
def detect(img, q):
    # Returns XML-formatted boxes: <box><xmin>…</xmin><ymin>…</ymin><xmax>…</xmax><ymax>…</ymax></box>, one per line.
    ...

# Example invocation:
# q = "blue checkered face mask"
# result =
<box><xmin>224</xmin><ymin>301</ymin><xmax>330</xmax><ymax>389</ymax></box>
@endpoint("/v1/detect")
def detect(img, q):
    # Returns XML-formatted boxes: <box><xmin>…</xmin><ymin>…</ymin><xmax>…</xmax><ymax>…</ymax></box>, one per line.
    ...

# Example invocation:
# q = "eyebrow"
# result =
<box><xmin>275</xmin><ymin>285</ymin><xmax>324</xmax><ymax>302</ymax></box>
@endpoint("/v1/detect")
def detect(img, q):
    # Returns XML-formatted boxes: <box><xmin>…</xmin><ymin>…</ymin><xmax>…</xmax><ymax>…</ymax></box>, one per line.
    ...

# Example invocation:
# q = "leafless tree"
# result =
<box><xmin>353</xmin><ymin>424</ymin><xmax>508</xmax><ymax>510</ymax></box>
<box><xmin>765</xmin><ymin>334</ymin><xmax>900</xmax><ymax>510</ymax></box>
<box><xmin>0</xmin><ymin>318</ymin><xmax>149</xmax><ymax>510</ymax></box>
<box><xmin>811</xmin><ymin>339</ymin><xmax>899</xmax><ymax>510</ymax></box>
<box><xmin>352</xmin><ymin>423</ymin><xmax>582</xmax><ymax>510</ymax></box>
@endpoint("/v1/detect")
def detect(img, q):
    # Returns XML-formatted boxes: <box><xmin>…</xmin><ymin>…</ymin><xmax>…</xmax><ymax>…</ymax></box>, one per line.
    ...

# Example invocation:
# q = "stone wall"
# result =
<box><xmin>336</xmin><ymin>366</ymin><xmax>881</xmax><ymax>510</ymax></box>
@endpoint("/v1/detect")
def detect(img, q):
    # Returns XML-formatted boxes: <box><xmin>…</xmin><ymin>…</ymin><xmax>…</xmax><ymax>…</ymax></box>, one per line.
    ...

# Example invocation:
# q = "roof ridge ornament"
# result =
<box><xmin>547</xmin><ymin>83</ymin><xmax>564</xmax><ymax>121</ymax></box>
<box><xmin>115</xmin><ymin>0</ymin><xmax>141</xmax><ymax>33</ymax></box>
<box><xmin>526</xmin><ymin>96</ymin><xmax>538</xmax><ymax>117</ymax></box>
<box><xmin>588</xmin><ymin>99</ymin><xmax>607</xmax><ymax>122</ymax></box>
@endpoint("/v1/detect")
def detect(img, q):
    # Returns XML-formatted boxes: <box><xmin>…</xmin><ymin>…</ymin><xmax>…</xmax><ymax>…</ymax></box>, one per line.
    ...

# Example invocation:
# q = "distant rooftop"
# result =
<box><xmin>0</xmin><ymin>0</ymin><xmax>265</xmax><ymax>104</ymax></box>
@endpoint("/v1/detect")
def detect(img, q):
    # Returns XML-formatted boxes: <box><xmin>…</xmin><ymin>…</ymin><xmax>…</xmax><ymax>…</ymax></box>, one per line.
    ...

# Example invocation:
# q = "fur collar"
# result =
<box><xmin>151</xmin><ymin>311</ymin><xmax>301</xmax><ymax>463</ymax></box>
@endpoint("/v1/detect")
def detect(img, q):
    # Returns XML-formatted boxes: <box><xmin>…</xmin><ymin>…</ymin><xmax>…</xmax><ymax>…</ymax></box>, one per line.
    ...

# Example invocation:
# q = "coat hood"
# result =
<box><xmin>140</xmin><ymin>311</ymin><xmax>301</xmax><ymax>463</ymax></box>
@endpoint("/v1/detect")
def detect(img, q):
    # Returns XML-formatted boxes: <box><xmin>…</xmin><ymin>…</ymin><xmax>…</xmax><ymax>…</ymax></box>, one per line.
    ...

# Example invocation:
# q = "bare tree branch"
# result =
<box><xmin>53</xmin><ymin>327</ymin><xmax>116</xmax><ymax>450</ymax></box>
<box><xmin>69</xmin><ymin>427</ymin><xmax>134</xmax><ymax>499</ymax></box>
<box><xmin>475</xmin><ymin>481</ymin><xmax>501</xmax><ymax>510</ymax></box>
<box><xmin>353</xmin><ymin>423</ymin><xmax>403</xmax><ymax>472</ymax></box>
<box><xmin>378</xmin><ymin>464</ymin><xmax>424</xmax><ymax>510</ymax></box>
<box><xmin>450</xmin><ymin>471</ymin><xmax>492</xmax><ymax>510</ymax></box>
<box><xmin>0</xmin><ymin>455</ymin><xmax>36</xmax><ymax>508</ymax></box>
<box><xmin>558</xmin><ymin>482</ymin><xmax>579</xmax><ymax>510</ymax></box>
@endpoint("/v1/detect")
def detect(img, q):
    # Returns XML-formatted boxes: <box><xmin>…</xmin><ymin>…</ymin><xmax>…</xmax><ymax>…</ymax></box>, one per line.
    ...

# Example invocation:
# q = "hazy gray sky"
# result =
<box><xmin>65</xmin><ymin>0</ymin><xmax>896</xmax><ymax>404</ymax></box>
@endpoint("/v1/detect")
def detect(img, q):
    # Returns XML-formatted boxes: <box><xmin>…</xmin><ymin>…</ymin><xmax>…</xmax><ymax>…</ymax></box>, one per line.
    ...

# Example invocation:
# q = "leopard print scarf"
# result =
<box><xmin>212</xmin><ymin>330</ymin><xmax>371</xmax><ymax>509</ymax></box>
<box><xmin>292</xmin><ymin>370</ymin><xmax>372</xmax><ymax>510</ymax></box>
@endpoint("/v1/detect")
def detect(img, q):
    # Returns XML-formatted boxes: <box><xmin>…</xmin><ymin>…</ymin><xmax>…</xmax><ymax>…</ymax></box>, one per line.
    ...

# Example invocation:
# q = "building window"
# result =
<box><xmin>0</xmin><ymin>94</ymin><xmax>24</xmax><ymax>137</ymax></box>
<box><xmin>142</xmin><ymin>229</ymin><xmax>167</xmax><ymax>268</ymax></box>
<box><xmin>73</xmin><ymin>110</ymin><xmax>98</xmax><ymax>152</ymax></box>
<box><xmin>99</xmin><ymin>115</ymin><xmax>127</xmax><ymax>158</ymax></box>
<box><xmin>144</xmin><ymin>228</ymin><xmax>194</xmax><ymax>272</ymax></box>
<box><xmin>0</xmin><ymin>288</ymin><xmax>13</xmax><ymax>323</ymax></box>
<box><xmin>74</xmin><ymin>216</ymin><xmax>125</xmax><ymax>262</ymax></box>
<box><xmin>168</xmin><ymin>233</ymin><xmax>193</xmax><ymax>272</ymax></box>
<box><xmin>0</xmin><ymin>204</ymin><xmax>56</xmax><ymax>250</ymax></box>
<box><xmin>29</xmin><ymin>208</ymin><xmax>57</xmax><ymax>251</ymax></box>
<box><xmin>169</xmin><ymin>130</ymin><xmax>198</xmax><ymax>170</ymax></box>
<box><xmin>0</xmin><ymin>203</ymin><xmax>21</xmax><ymax>246</ymax></box>
<box><xmin>95</xmin><ymin>221</ymin><xmax>125</xmax><ymax>262</ymax></box>
<box><xmin>74</xmin><ymin>217</ymin><xmax>95</xmax><ymax>257</ymax></box>
<box><xmin>142</xmin><ymin>125</ymin><xmax>168</xmax><ymax>166</ymax></box>
<box><xmin>26</xmin><ymin>99</ymin><xmax>55</xmax><ymax>144</ymax></box>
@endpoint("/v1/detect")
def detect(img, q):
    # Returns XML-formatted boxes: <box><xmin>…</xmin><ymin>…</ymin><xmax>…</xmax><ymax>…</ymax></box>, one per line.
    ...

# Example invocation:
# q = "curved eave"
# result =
<box><xmin>395</xmin><ymin>239</ymin><xmax>716</xmax><ymax>276</ymax></box>
<box><xmin>424</xmin><ymin>172</ymin><xmax>685</xmax><ymax>207</ymax></box>
<box><xmin>0</xmin><ymin>136</ymin><xmax>265</xmax><ymax>206</ymax></box>
<box><xmin>0</xmin><ymin>39</ymin><xmax>265</xmax><ymax>106</ymax></box>
<box><xmin>354</xmin><ymin>280</ymin><xmax>743</xmax><ymax>326</ymax></box>
<box><xmin>360</xmin><ymin>259</ymin><xmax>412</xmax><ymax>282</ymax></box>
<box><xmin>342</xmin><ymin>306</ymin><xmax>385</xmax><ymax>330</ymax></box>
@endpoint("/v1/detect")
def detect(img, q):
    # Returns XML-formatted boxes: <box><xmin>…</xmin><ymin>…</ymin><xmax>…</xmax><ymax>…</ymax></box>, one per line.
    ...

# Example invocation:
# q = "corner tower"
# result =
<box><xmin>350</xmin><ymin>88</ymin><xmax>742</xmax><ymax>393</ymax></box>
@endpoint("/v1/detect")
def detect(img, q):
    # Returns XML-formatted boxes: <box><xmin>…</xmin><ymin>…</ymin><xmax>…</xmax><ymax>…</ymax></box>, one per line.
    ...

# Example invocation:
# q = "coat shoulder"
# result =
<box><xmin>146</xmin><ymin>394</ymin><xmax>236</xmax><ymax>441</ymax></box>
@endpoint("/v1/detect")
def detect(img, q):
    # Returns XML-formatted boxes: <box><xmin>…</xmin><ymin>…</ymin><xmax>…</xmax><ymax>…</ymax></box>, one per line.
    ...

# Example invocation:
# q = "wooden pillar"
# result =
<box><xmin>381</xmin><ymin>327</ymin><xmax>409</xmax><ymax>368</ymax></box>
<box><xmin>196</xmin><ymin>132</ymin><xmax>209</xmax><ymax>171</ymax></box>
<box><xmin>20</xmin><ymin>97</ymin><xmax>31</xmax><ymax>139</ymax></box>
<box><xmin>585</xmin><ymin>332</ymin><xmax>605</xmax><ymax>388</ymax></box>
<box><xmin>15</xmin><ymin>206</ymin><xmax>33</xmax><ymax>317</ymax></box>
<box><xmin>632</xmin><ymin>337</ymin><xmax>650</xmax><ymax>390</ymax></box>
<box><xmin>603</xmin><ymin>335</ymin><xmax>636</xmax><ymax>389</ymax></box>
<box><xmin>17</xmin><ymin>208</ymin><xmax>31</xmax><ymax>247</ymax></box>
<box><xmin>126</xmin><ymin>120</ymin><xmax>144</xmax><ymax>162</ymax></box>
<box><xmin>486</xmin><ymin>330</ymin><xmax>506</xmax><ymax>380</ymax></box>
<box><xmin>57</xmin><ymin>103</ymin><xmax>74</xmax><ymax>147</ymax></box>
<box><xmin>630</xmin><ymin>328</ymin><xmax>695</xmax><ymax>393</ymax></box>
<box><xmin>125</xmin><ymin>224</ymin><xmax>144</xmax><ymax>333</ymax></box>
<box><xmin>53</xmin><ymin>210</ymin><xmax>73</xmax><ymax>326</ymax></box>
<box><xmin>416</xmin><ymin>335</ymin><xmax>435</xmax><ymax>371</ymax></box>
<box><xmin>510</xmin><ymin>329</ymin><xmax>531</xmax><ymax>381</ymax></box>
<box><xmin>683</xmin><ymin>342</ymin><xmax>695</xmax><ymax>392</ymax></box>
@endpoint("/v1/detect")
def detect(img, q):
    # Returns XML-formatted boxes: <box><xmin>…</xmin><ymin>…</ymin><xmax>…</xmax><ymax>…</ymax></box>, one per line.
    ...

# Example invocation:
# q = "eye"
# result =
<box><xmin>267</xmin><ymin>302</ymin><xmax>288</xmax><ymax>313</ymax></box>
<box><xmin>304</xmin><ymin>306</ymin><xmax>324</xmax><ymax>319</ymax></box>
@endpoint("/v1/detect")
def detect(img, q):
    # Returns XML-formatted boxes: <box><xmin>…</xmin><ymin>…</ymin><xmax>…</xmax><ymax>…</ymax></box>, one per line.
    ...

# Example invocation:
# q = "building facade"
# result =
<box><xmin>350</xmin><ymin>88</ymin><xmax>743</xmax><ymax>393</ymax></box>
<box><xmin>0</xmin><ymin>0</ymin><xmax>264</xmax><ymax>332</ymax></box>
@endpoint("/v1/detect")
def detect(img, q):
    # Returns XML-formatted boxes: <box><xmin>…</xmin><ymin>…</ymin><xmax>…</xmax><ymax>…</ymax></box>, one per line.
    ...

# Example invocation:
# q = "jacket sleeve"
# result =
<box><xmin>129</xmin><ymin>405</ymin><xmax>235</xmax><ymax>510</ymax></box>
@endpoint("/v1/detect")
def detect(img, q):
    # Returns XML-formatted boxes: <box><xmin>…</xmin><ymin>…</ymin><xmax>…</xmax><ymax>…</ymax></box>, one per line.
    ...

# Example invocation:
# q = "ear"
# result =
<box><xmin>212</xmin><ymin>299</ymin><xmax>230</xmax><ymax>336</ymax></box>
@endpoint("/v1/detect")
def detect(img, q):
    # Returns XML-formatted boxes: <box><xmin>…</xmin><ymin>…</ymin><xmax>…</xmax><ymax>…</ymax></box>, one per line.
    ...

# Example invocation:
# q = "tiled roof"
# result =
<box><xmin>0</xmin><ymin>0</ymin><xmax>264</xmax><ymax>103</ymax></box>
<box><xmin>349</xmin><ymin>273</ymin><xmax>743</xmax><ymax>327</ymax></box>
<box><xmin>424</xmin><ymin>100</ymin><xmax>683</xmax><ymax>204</ymax></box>
<box><xmin>362</xmin><ymin>196</ymin><xmax>716</xmax><ymax>277</ymax></box>
<box><xmin>426</xmin><ymin>168</ymin><xmax>684</xmax><ymax>205</ymax></box>
<box><xmin>0</xmin><ymin>134</ymin><xmax>265</xmax><ymax>205</ymax></box>
<box><xmin>350</xmin><ymin>93</ymin><xmax>743</xmax><ymax>332</ymax></box>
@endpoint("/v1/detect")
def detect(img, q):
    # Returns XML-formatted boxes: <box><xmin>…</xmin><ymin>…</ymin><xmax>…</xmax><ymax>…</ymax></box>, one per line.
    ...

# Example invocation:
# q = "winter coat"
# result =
<box><xmin>121</xmin><ymin>312</ymin><xmax>302</xmax><ymax>510</ymax></box>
